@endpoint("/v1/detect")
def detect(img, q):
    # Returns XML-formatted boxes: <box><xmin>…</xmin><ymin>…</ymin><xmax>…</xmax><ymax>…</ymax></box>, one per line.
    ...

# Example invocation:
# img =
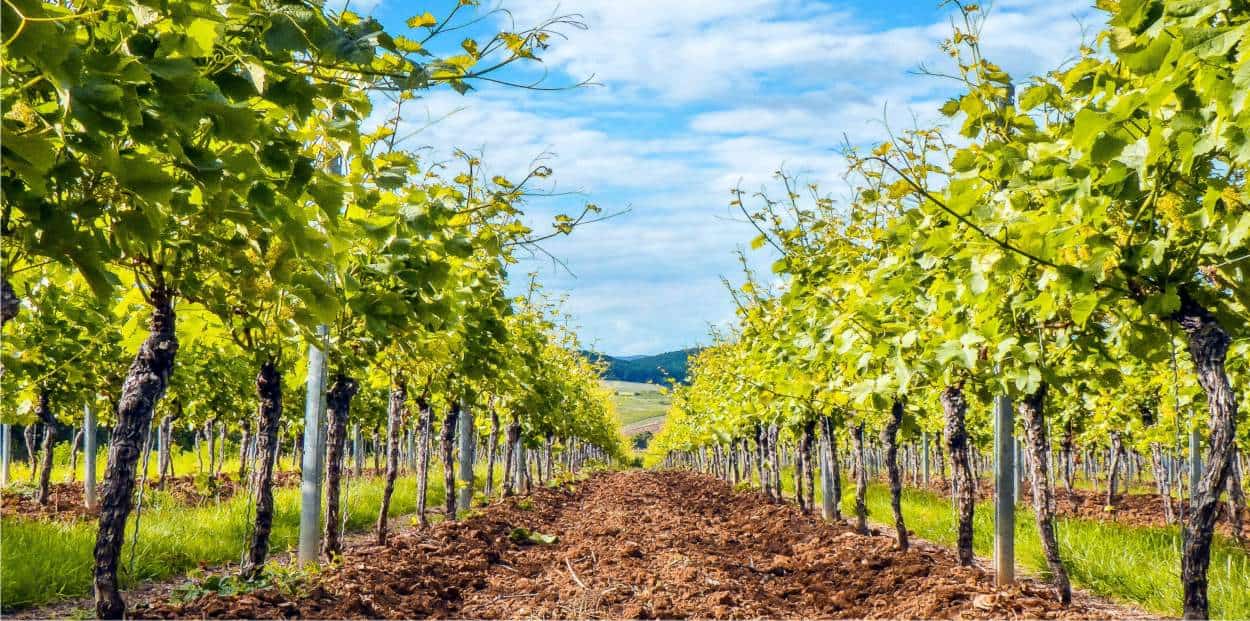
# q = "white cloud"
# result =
<box><xmin>392</xmin><ymin>91</ymin><xmax>706</xmax><ymax>196</ymax></box>
<box><xmin>384</xmin><ymin>0</ymin><xmax>1106</xmax><ymax>354</ymax></box>
<box><xmin>500</xmin><ymin>1</ymin><xmax>916</xmax><ymax>103</ymax></box>
<box><xmin>498</xmin><ymin>0</ymin><xmax>1097</xmax><ymax>104</ymax></box>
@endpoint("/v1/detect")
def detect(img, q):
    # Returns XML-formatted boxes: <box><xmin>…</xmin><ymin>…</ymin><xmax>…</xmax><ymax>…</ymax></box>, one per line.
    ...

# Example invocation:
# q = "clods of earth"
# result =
<box><xmin>0</xmin><ymin>471</ymin><xmax>304</xmax><ymax>522</ymax></box>
<box><xmin>138</xmin><ymin>470</ymin><xmax>1158</xmax><ymax>619</ymax></box>
<box><xmin>917</xmin><ymin>478</ymin><xmax>1248</xmax><ymax>538</ymax></box>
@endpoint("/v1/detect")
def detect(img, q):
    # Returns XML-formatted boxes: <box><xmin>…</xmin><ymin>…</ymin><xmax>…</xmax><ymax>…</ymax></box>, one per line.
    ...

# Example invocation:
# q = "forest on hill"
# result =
<box><xmin>583</xmin><ymin>349</ymin><xmax>698</xmax><ymax>384</ymax></box>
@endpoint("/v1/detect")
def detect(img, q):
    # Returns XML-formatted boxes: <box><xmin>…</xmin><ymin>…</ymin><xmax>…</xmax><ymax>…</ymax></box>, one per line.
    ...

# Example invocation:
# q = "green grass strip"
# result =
<box><xmin>825</xmin><ymin>479</ymin><xmax>1250</xmax><ymax>618</ymax></box>
<box><xmin>0</xmin><ymin>464</ymin><xmax>498</xmax><ymax>610</ymax></box>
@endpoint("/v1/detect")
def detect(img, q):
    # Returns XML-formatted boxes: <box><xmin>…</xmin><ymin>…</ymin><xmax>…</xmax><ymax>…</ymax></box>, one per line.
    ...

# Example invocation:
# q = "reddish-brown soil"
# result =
<box><xmin>914</xmin><ymin>478</ymin><xmax>1248</xmax><ymax>538</ymax></box>
<box><xmin>137</xmin><ymin>471</ymin><xmax>1156</xmax><ymax>620</ymax></box>
<box><xmin>0</xmin><ymin>479</ymin><xmax>97</xmax><ymax>521</ymax></box>
<box><xmin>0</xmin><ymin>471</ymin><xmax>304</xmax><ymax>522</ymax></box>
<box><xmin>155</xmin><ymin>470</ymin><xmax>304</xmax><ymax>506</ymax></box>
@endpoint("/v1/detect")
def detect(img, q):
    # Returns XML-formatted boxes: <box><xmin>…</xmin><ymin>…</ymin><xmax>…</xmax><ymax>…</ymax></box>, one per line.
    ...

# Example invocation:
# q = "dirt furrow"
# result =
<box><xmin>137</xmin><ymin>470</ymin><xmax>1160</xmax><ymax>619</ymax></box>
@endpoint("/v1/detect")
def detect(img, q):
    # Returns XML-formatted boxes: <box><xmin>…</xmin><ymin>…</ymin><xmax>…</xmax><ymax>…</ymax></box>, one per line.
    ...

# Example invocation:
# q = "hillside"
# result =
<box><xmin>584</xmin><ymin>348</ymin><xmax>698</xmax><ymax>384</ymax></box>
<box><xmin>603</xmin><ymin>380</ymin><xmax>669</xmax><ymax>444</ymax></box>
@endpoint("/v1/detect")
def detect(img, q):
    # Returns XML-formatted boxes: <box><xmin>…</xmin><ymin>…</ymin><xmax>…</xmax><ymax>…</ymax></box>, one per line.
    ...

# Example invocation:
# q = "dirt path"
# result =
<box><xmin>137</xmin><ymin>470</ymin><xmax>1159</xmax><ymax>619</ymax></box>
<box><xmin>620</xmin><ymin>416</ymin><xmax>665</xmax><ymax>437</ymax></box>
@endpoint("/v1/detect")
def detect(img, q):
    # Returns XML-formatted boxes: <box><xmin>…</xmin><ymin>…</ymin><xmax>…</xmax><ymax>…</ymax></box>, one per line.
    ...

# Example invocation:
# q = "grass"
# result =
<box><xmin>859</xmin><ymin>485</ymin><xmax>1249</xmax><ymax>619</ymax></box>
<box><xmin>0</xmin><ymin>462</ymin><xmax>503</xmax><ymax>611</ymax></box>
<box><xmin>10</xmin><ymin>450</ymin><xmax>1245</xmax><ymax>618</ymax></box>
<box><xmin>603</xmin><ymin>380</ymin><xmax>664</xmax><ymax>393</ymax></box>
<box><xmin>769</xmin><ymin>468</ymin><xmax>1249</xmax><ymax>618</ymax></box>
<box><xmin>605</xmin><ymin>380</ymin><xmax>670</xmax><ymax>430</ymax></box>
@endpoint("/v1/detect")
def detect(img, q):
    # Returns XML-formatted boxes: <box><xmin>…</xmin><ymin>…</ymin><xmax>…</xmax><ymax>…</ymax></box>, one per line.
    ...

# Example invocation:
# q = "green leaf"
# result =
<box><xmin>291</xmin><ymin>274</ymin><xmax>340</xmax><ymax>324</ymax></box>
<box><xmin>1121</xmin><ymin>33</ymin><xmax>1173</xmax><ymax>73</ymax></box>
<box><xmin>243</xmin><ymin>61</ymin><xmax>266</xmax><ymax>93</ymax></box>
<box><xmin>1070</xmin><ymin>293</ymin><xmax>1099</xmax><ymax>326</ymax></box>
<box><xmin>185</xmin><ymin>18</ymin><xmax>223</xmax><ymax>57</ymax></box>
<box><xmin>1018</xmin><ymin>83</ymin><xmax>1055</xmax><ymax>110</ymax></box>
<box><xmin>114</xmin><ymin>155</ymin><xmax>175</xmax><ymax>204</ymax></box>
<box><xmin>1014</xmin><ymin>365</ymin><xmax>1042</xmax><ymax>394</ymax></box>
<box><xmin>950</xmin><ymin>150</ymin><xmax>977</xmax><ymax>172</ymax></box>
<box><xmin>1072</xmin><ymin>109</ymin><xmax>1110</xmax><ymax>151</ymax></box>
<box><xmin>508</xmin><ymin>527</ymin><xmax>558</xmax><ymax>545</ymax></box>
<box><xmin>1090</xmin><ymin>133</ymin><xmax>1129</xmax><ymax>164</ymax></box>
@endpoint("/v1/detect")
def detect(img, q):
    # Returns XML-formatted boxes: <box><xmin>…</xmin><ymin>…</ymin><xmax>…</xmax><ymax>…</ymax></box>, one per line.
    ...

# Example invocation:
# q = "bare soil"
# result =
<box><xmin>0</xmin><ymin>471</ymin><xmax>304</xmax><ymax>522</ymax></box>
<box><xmin>137</xmin><ymin>470</ymin><xmax>1159</xmax><ymax>619</ymax></box>
<box><xmin>0</xmin><ymin>479</ymin><xmax>97</xmax><ymax>521</ymax></box>
<box><xmin>916</xmin><ymin>478</ymin><xmax>1248</xmax><ymax>538</ymax></box>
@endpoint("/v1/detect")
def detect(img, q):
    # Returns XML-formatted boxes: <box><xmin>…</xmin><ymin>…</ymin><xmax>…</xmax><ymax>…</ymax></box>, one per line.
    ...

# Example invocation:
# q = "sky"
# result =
<box><xmin>360</xmin><ymin>0</ymin><xmax>1106</xmax><ymax>356</ymax></box>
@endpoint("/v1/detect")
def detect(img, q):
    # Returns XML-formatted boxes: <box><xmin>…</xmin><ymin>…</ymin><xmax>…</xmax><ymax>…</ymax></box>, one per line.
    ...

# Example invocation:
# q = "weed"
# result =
<box><xmin>508</xmin><ymin>527</ymin><xmax>558</xmax><ymax>545</ymax></box>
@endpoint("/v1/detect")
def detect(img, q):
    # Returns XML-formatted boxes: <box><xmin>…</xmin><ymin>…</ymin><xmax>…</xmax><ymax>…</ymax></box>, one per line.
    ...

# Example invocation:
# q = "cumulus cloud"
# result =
<box><xmin>381</xmin><ymin>0</ymin><xmax>1105</xmax><ymax>354</ymax></box>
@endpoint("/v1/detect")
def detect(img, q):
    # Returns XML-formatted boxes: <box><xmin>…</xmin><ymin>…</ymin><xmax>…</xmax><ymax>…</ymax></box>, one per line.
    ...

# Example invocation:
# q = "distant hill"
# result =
<box><xmin>583</xmin><ymin>349</ymin><xmax>699</xmax><ymax>384</ymax></box>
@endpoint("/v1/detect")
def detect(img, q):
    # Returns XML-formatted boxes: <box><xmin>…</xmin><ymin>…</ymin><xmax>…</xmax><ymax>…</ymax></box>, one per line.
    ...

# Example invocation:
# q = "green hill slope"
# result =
<box><xmin>584</xmin><ymin>348</ymin><xmax>698</xmax><ymax>384</ymax></box>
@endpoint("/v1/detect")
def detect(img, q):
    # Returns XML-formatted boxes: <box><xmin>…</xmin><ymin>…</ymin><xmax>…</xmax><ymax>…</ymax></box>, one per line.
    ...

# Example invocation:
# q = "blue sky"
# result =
<box><xmin>357</xmin><ymin>0</ymin><xmax>1105</xmax><ymax>356</ymax></box>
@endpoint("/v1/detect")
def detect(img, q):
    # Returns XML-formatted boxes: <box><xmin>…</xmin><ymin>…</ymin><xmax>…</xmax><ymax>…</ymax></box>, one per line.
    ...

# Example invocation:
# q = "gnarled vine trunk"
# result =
<box><xmin>1226</xmin><ymin>452</ymin><xmax>1245</xmax><ymax>545</ymax></box>
<box><xmin>541</xmin><ymin>433</ymin><xmax>552</xmax><ymax>484</ymax></box>
<box><xmin>523</xmin><ymin>439</ymin><xmax>534</xmax><ymax>494</ymax></box>
<box><xmin>375</xmin><ymin>380</ymin><xmax>405</xmax><ymax>545</ymax></box>
<box><xmin>94</xmin><ymin>287</ymin><xmax>177</xmax><ymax>620</ymax></box>
<box><xmin>216</xmin><ymin>423</ymin><xmax>226</xmax><ymax>477</ymax></box>
<box><xmin>34</xmin><ymin>389</ymin><xmax>57</xmax><ymax>505</ymax></box>
<box><xmin>1174</xmin><ymin>293</ymin><xmax>1239</xmax><ymax>620</ymax></box>
<box><xmin>821</xmin><ymin>415</ymin><xmax>842</xmax><ymax>521</ymax></box>
<box><xmin>241</xmin><ymin>358</ymin><xmax>282</xmax><ymax>579</ymax></box>
<box><xmin>793</xmin><ymin>442</ymin><xmax>807</xmax><ymax>512</ymax></box>
<box><xmin>205</xmin><ymin>419</ymin><xmax>217</xmax><ymax>477</ymax></box>
<box><xmin>1149</xmin><ymin>442</ymin><xmax>1175</xmax><ymax>524</ymax></box>
<box><xmin>851</xmin><ymin>422</ymin><xmax>868</xmax><ymax>535</ymax></box>
<box><xmin>69</xmin><ymin>427</ymin><xmax>83</xmax><ymax>483</ymax></box>
<box><xmin>802</xmin><ymin>420</ymin><xmax>816</xmax><ymax>514</ymax></box>
<box><xmin>441</xmin><ymin>403</ymin><xmax>459</xmax><ymax>516</ymax></box>
<box><xmin>156</xmin><ymin>413</ymin><xmax>174</xmax><ymax>487</ymax></box>
<box><xmin>769</xmin><ymin>425</ymin><xmax>783</xmax><ymax>502</ymax></box>
<box><xmin>755</xmin><ymin>424</ymin><xmax>771</xmax><ymax>501</ymax></box>
<box><xmin>1019</xmin><ymin>383</ymin><xmax>1071</xmax><ymax>604</ymax></box>
<box><xmin>321</xmin><ymin>374</ymin><xmax>358</xmax><ymax>559</ymax></box>
<box><xmin>239</xmin><ymin>428</ymin><xmax>252</xmax><ymax>481</ymax></box>
<box><xmin>372</xmin><ymin>427</ymin><xmax>381</xmax><ymax>474</ymax></box>
<box><xmin>502</xmin><ymin>419</ymin><xmax>519</xmax><ymax>497</ymax></box>
<box><xmin>1107</xmin><ymin>431</ymin><xmax>1123</xmax><ymax>508</ymax></box>
<box><xmin>0</xmin><ymin>277</ymin><xmax>19</xmax><ymax>327</ymax></box>
<box><xmin>485</xmin><ymin>408</ymin><xmax>500</xmax><ymax>500</ymax></box>
<box><xmin>415</xmin><ymin>397</ymin><xmax>433</xmax><ymax>526</ymax></box>
<box><xmin>883</xmin><ymin>399</ymin><xmax>907</xmax><ymax>551</ymax></box>
<box><xmin>941</xmin><ymin>384</ymin><xmax>975</xmax><ymax>566</ymax></box>
<box><xmin>517</xmin><ymin>436</ymin><xmax>531</xmax><ymax>494</ymax></box>
<box><xmin>24</xmin><ymin>424</ymin><xmax>38</xmax><ymax>481</ymax></box>
<box><xmin>1061</xmin><ymin>421</ymin><xmax>1075</xmax><ymax>495</ymax></box>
